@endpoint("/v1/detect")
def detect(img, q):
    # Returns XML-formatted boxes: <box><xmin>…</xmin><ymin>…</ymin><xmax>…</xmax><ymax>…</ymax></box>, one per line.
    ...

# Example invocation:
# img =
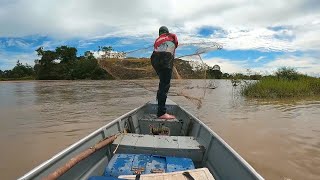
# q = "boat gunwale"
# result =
<box><xmin>18</xmin><ymin>105</ymin><xmax>144</xmax><ymax>180</ymax></box>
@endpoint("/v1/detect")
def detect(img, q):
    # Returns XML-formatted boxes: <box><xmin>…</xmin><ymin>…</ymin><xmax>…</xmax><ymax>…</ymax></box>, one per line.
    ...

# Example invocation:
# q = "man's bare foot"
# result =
<box><xmin>158</xmin><ymin>113</ymin><xmax>176</xmax><ymax>119</ymax></box>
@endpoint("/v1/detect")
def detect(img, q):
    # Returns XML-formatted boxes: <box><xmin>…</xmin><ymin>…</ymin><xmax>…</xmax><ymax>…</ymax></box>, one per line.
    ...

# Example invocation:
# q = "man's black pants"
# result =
<box><xmin>150</xmin><ymin>52</ymin><xmax>174</xmax><ymax>117</ymax></box>
<box><xmin>156</xmin><ymin>68</ymin><xmax>172</xmax><ymax>117</ymax></box>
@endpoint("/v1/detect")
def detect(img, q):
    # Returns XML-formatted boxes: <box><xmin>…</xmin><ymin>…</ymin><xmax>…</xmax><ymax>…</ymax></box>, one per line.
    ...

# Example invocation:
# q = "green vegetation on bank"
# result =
<box><xmin>1</xmin><ymin>44</ymin><xmax>318</xmax><ymax>101</ymax></box>
<box><xmin>0</xmin><ymin>46</ymin><xmax>113</xmax><ymax>80</ymax></box>
<box><xmin>0</xmin><ymin>61</ymin><xmax>35</xmax><ymax>81</ymax></box>
<box><xmin>242</xmin><ymin>67</ymin><xmax>320</xmax><ymax>99</ymax></box>
<box><xmin>1</xmin><ymin>45</ymin><xmax>226</xmax><ymax>81</ymax></box>
<box><xmin>34</xmin><ymin>46</ymin><xmax>112</xmax><ymax>80</ymax></box>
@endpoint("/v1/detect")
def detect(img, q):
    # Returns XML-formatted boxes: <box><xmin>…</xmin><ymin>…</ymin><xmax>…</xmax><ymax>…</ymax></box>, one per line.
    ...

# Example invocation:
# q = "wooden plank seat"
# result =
<box><xmin>119</xmin><ymin>168</ymin><xmax>216</xmax><ymax>180</ymax></box>
<box><xmin>111</xmin><ymin>134</ymin><xmax>205</xmax><ymax>162</ymax></box>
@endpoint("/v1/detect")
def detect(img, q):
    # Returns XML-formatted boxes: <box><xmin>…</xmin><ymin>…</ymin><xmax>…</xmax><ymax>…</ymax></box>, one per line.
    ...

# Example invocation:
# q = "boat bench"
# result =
<box><xmin>139</xmin><ymin>114</ymin><xmax>183</xmax><ymax>136</ymax></box>
<box><xmin>111</xmin><ymin>134</ymin><xmax>204</xmax><ymax>162</ymax></box>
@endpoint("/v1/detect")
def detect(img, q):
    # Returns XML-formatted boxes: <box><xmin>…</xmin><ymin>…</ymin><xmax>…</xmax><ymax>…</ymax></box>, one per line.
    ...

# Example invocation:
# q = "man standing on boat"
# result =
<box><xmin>151</xmin><ymin>26</ymin><xmax>178</xmax><ymax>119</ymax></box>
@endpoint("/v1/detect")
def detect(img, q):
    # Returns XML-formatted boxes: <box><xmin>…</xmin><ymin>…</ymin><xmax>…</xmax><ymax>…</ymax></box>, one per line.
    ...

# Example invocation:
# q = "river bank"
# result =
<box><xmin>241</xmin><ymin>68</ymin><xmax>320</xmax><ymax>99</ymax></box>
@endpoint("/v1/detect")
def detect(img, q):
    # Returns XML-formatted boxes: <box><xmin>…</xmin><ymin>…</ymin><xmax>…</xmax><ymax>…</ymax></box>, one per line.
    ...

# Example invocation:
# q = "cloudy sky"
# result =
<box><xmin>0</xmin><ymin>0</ymin><xmax>319</xmax><ymax>76</ymax></box>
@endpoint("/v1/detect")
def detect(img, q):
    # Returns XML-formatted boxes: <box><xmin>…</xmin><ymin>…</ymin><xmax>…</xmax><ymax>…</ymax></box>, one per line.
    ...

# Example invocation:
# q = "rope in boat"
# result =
<box><xmin>113</xmin><ymin>129</ymin><xmax>127</xmax><ymax>154</ymax></box>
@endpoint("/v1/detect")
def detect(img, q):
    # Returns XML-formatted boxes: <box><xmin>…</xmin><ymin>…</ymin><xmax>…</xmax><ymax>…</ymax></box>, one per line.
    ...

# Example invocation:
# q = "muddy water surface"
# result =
<box><xmin>0</xmin><ymin>80</ymin><xmax>319</xmax><ymax>180</ymax></box>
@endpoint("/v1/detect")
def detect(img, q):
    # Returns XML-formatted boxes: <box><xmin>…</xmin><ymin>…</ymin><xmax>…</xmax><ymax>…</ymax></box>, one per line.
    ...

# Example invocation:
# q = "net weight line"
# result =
<box><xmin>122</xmin><ymin>42</ymin><xmax>223</xmax><ymax>58</ymax></box>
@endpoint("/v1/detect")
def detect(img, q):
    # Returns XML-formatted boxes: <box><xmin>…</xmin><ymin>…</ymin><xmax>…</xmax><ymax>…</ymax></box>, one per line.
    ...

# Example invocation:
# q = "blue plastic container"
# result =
<box><xmin>104</xmin><ymin>154</ymin><xmax>195</xmax><ymax>177</ymax></box>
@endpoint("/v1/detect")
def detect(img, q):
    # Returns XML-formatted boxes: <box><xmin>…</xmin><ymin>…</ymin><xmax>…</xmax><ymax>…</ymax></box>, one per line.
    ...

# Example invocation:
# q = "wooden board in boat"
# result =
<box><xmin>119</xmin><ymin>168</ymin><xmax>215</xmax><ymax>180</ymax></box>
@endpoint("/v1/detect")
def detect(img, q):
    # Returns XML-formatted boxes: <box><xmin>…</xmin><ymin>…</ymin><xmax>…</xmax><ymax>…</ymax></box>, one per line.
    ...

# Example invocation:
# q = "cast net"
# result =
<box><xmin>98</xmin><ymin>39</ymin><xmax>223</xmax><ymax>109</ymax></box>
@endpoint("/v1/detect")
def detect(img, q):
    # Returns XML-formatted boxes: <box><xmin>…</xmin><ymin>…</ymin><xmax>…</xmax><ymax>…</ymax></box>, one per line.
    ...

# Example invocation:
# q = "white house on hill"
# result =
<box><xmin>93</xmin><ymin>51</ymin><xmax>126</xmax><ymax>59</ymax></box>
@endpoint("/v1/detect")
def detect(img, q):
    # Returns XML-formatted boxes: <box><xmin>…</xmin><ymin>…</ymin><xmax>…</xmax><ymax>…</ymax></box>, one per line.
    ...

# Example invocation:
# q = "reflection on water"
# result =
<box><xmin>0</xmin><ymin>80</ymin><xmax>319</xmax><ymax>180</ymax></box>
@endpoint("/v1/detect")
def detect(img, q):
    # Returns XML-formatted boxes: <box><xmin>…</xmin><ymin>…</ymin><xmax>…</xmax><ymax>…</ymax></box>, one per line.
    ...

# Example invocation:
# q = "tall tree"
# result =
<box><xmin>55</xmin><ymin>46</ymin><xmax>77</xmax><ymax>63</ymax></box>
<box><xmin>207</xmin><ymin>66</ymin><xmax>222</xmax><ymax>79</ymax></box>
<box><xmin>102</xmin><ymin>46</ymin><xmax>113</xmax><ymax>52</ymax></box>
<box><xmin>84</xmin><ymin>51</ymin><xmax>95</xmax><ymax>60</ymax></box>
<box><xmin>10</xmin><ymin>61</ymin><xmax>34</xmax><ymax>78</ymax></box>
<box><xmin>34</xmin><ymin>46</ymin><xmax>111</xmax><ymax>80</ymax></box>
<box><xmin>36</xmin><ymin>47</ymin><xmax>44</xmax><ymax>56</ymax></box>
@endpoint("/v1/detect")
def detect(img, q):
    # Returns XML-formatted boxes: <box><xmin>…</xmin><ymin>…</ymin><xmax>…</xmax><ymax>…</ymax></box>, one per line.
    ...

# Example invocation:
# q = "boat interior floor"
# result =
<box><xmin>87</xmin><ymin>133</ymin><xmax>206</xmax><ymax>180</ymax></box>
<box><xmin>87</xmin><ymin>112</ymin><xmax>209</xmax><ymax>180</ymax></box>
<box><xmin>88</xmin><ymin>152</ymin><xmax>211</xmax><ymax>180</ymax></box>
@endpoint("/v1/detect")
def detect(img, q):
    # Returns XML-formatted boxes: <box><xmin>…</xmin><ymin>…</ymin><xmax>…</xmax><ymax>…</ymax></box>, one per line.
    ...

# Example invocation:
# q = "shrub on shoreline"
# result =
<box><xmin>242</xmin><ymin>67</ymin><xmax>320</xmax><ymax>99</ymax></box>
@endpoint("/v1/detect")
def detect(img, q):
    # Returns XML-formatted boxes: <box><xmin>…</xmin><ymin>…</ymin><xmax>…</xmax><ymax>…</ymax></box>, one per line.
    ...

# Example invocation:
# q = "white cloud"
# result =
<box><xmin>214</xmin><ymin>27</ymin><xmax>297</xmax><ymax>51</ymax></box>
<box><xmin>203</xmin><ymin>54</ymin><xmax>320</xmax><ymax>77</ymax></box>
<box><xmin>6</xmin><ymin>39</ymin><xmax>30</xmax><ymax>48</ymax></box>
<box><xmin>0</xmin><ymin>0</ymin><xmax>319</xmax><ymax>74</ymax></box>
<box><xmin>0</xmin><ymin>51</ymin><xmax>37</xmax><ymax>70</ymax></box>
<box><xmin>204</xmin><ymin>57</ymin><xmax>248</xmax><ymax>74</ymax></box>
<box><xmin>254</xmin><ymin>56</ymin><xmax>266</xmax><ymax>63</ymax></box>
<box><xmin>0</xmin><ymin>0</ymin><xmax>319</xmax><ymax>52</ymax></box>
<box><xmin>258</xmin><ymin>55</ymin><xmax>320</xmax><ymax>77</ymax></box>
<box><xmin>0</xmin><ymin>38</ymin><xmax>32</xmax><ymax>49</ymax></box>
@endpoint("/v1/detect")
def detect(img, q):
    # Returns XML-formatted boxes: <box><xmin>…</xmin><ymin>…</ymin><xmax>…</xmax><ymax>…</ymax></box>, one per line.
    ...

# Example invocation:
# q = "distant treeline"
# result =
<box><xmin>0</xmin><ymin>61</ymin><xmax>34</xmax><ymax>80</ymax></box>
<box><xmin>0</xmin><ymin>46</ymin><xmax>113</xmax><ymax>80</ymax></box>
<box><xmin>0</xmin><ymin>45</ymin><xmax>316</xmax><ymax>81</ymax></box>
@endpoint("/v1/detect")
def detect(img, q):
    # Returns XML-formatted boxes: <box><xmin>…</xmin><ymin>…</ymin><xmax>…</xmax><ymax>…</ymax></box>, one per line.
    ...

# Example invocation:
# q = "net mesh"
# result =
<box><xmin>98</xmin><ymin>41</ymin><xmax>223</xmax><ymax>109</ymax></box>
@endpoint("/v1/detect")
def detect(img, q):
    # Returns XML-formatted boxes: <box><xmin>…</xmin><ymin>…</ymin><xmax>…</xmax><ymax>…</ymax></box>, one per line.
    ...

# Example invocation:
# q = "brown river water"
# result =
<box><xmin>0</xmin><ymin>80</ymin><xmax>319</xmax><ymax>180</ymax></box>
